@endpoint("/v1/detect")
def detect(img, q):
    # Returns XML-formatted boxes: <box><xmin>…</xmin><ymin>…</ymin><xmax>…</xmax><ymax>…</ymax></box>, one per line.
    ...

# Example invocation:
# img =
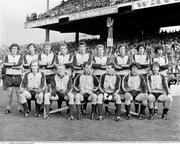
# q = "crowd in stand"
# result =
<box><xmin>26</xmin><ymin>0</ymin><xmax>139</xmax><ymax>22</ymax></box>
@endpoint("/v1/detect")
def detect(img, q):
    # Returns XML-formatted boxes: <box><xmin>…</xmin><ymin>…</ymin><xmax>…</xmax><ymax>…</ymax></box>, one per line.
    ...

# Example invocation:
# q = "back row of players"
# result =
<box><xmin>2</xmin><ymin>41</ymin><xmax>173</xmax><ymax>121</ymax></box>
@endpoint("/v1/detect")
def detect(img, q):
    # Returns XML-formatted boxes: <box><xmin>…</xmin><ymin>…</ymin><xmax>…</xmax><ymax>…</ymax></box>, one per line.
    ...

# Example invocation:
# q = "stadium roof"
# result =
<box><xmin>24</xmin><ymin>0</ymin><xmax>180</xmax><ymax>35</ymax></box>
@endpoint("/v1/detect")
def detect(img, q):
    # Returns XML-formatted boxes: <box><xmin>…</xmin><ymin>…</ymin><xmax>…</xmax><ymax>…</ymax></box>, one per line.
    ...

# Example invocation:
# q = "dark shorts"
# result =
<box><xmin>82</xmin><ymin>93</ymin><xmax>91</xmax><ymax>103</ymax></box>
<box><xmin>46</xmin><ymin>74</ymin><xmax>54</xmax><ymax>85</ymax></box>
<box><xmin>29</xmin><ymin>90</ymin><xmax>37</xmax><ymax>100</ymax></box>
<box><xmin>5</xmin><ymin>75</ymin><xmax>22</xmax><ymax>88</ymax></box>
<box><xmin>129</xmin><ymin>90</ymin><xmax>141</xmax><ymax>100</ymax></box>
<box><xmin>56</xmin><ymin>91</ymin><xmax>66</xmax><ymax>100</ymax></box>
<box><xmin>151</xmin><ymin>93</ymin><xmax>162</xmax><ymax>100</ymax></box>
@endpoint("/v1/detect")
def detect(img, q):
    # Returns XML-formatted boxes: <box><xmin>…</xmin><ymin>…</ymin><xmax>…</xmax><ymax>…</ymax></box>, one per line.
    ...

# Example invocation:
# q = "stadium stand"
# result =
<box><xmin>26</xmin><ymin>0</ymin><xmax>140</xmax><ymax>22</ymax></box>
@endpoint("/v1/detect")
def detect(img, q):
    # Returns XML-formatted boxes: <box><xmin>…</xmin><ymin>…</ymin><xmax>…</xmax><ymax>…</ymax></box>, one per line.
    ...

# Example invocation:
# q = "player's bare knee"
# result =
<box><xmin>148</xmin><ymin>94</ymin><xmax>155</xmax><ymax>102</ymax></box>
<box><xmin>125</xmin><ymin>92</ymin><xmax>133</xmax><ymax>101</ymax></box>
<box><xmin>114</xmin><ymin>94</ymin><xmax>121</xmax><ymax>104</ymax></box>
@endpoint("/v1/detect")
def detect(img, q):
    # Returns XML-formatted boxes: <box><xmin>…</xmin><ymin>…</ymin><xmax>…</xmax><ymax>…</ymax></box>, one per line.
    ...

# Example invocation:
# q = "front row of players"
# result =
<box><xmin>18</xmin><ymin>61</ymin><xmax>173</xmax><ymax>121</ymax></box>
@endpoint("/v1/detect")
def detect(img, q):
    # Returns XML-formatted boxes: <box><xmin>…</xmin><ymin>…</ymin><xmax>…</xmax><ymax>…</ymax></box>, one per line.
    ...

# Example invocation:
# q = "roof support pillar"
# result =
<box><xmin>107</xmin><ymin>17</ymin><xmax>114</xmax><ymax>56</ymax></box>
<box><xmin>75</xmin><ymin>32</ymin><xmax>79</xmax><ymax>46</ymax></box>
<box><xmin>45</xmin><ymin>28</ymin><xmax>50</xmax><ymax>42</ymax></box>
<box><xmin>45</xmin><ymin>0</ymin><xmax>50</xmax><ymax>42</ymax></box>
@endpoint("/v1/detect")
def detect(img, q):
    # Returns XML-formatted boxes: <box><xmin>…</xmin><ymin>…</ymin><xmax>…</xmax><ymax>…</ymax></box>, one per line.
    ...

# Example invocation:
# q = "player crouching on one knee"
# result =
<box><xmin>98</xmin><ymin>63</ymin><xmax>121</xmax><ymax>121</ymax></box>
<box><xmin>74</xmin><ymin>62</ymin><xmax>99</xmax><ymax>120</ymax></box>
<box><xmin>122</xmin><ymin>63</ymin><xmax>148</xmax><ymax>120</ymax></box>
<box><xmin>147</xmin><ymin>62</ymin><xmax>173</xmax><ymax>120</ymax></box>
<box><xmin>19</xmin><ymin>61</ymin><xmax>45</xmax><ymax>117</ymax></box>
<box><xmin>44</xmin><ymin>65</ymin><xmax>74</xmax><ymax>120</ymax></box>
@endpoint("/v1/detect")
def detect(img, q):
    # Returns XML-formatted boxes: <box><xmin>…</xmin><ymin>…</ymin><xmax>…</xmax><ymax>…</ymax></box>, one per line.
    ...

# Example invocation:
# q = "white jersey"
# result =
<box><xmin>4</xmin><ymin>54</ymin><xmax>23</xmax><ymax>75</ymax></box>
<box><xmin>39</xmin><ymin>52</ymin><xmax>55</xmax><ymax>76</ymax></box>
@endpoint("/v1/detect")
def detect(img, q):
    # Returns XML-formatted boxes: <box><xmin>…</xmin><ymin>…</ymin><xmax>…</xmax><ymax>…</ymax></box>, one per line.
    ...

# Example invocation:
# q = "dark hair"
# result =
<box><xmin>30</xmin><ymin>62</ymin><xmax>39</xmax><ymax>72</ymax></box>
<box><xmin>61</xmin><ymin>42</ymin><xmax>67</xmax><ymax>47</ymax></box>
<box><xmin>44</xmin><ymin>42</ymin><xmax>51</xmax><ymax>47</ymax></box>
<box><xmin>136</xmin><ymin>43</ymin><xmax>146</xmax><ymax>51</ymax></box>
<box><xmin>27</xmin><ymin>43</ymin><xmax>36</xmax><ymax>51</ymax></box>
<box><xmin>9</xmin><ymin>43</ymin><xmax>20</xmax><ymax>52</ymax></box>
<box><xmin>129</xmin><ymin>63</ymin><xmax>140</xmax><ymax>70</ymax></box>
<box><xmin>83</xmin><ymin>61</ymin><xmax>91</xmax><ymax>68</ymax></box>
<box><xmin>152</xmin><ymin>61</ymin><xmax>160</xmax><ymax>68</ymax></box>
<box><xmin>117</xmin><ymin>43</ymin><xmax>127</xmax><ymax>50</ymax></box>
<box><xmin>106</xmin><ymin>62</ymin><xmax>115</xmax><ymax>69</ymax></box>
<box><xmin>79</xmin><ymin>41</ymin><xmax>87</xmax><ymax>47</ymax></box>
<box><xmin>97</xmin><ymin>44</ymin><xmax>104</xmax><ymax>49</ymax></box>
<box><xmin>154</xmin><ymin>44</ymin><xmax>163</xmax><ymax>53</ymax></box>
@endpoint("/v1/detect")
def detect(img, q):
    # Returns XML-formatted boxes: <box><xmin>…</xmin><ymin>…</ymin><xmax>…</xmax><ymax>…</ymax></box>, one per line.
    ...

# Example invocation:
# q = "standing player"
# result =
<box><xmin>56</xmin><ymin>43</ymin><xmax>73</xmax><ymax>76</ymax></box>
<box><xmin>114</xmin><ymin>44</ymin><xmax>132</xmax><ymax>80</ymax></box>
<box><xmin>39</xmin><ymin>42</ymin><xmax>56</xmax><ymax>90</ymax></box>
<box><xmin>147</xmin><ymin>62</ymin><xmax>173</xmax><ymax>120</ymax></box>
<box><xmin>92</xmin><ymin>44</ymin><xmax>109</xmax><ymax>80</ymax></box>
<box><xmin>44</xmin><ymin>65</ymin><xmax>74</xmax><ymax>120</ymax></box>
<box><xmin>73</xmin><ymin>41</ymin><xmax>92</xmax><ymax>78</ymax></box>
<box><xmin>19</xmin><ymin>62</ymin><xmax>45</xmax><ymax>117</ymax></box>
<box><xmin>133</xmin><ymin>43</ymin><xmax>150</xmax><ymax>77</ymax></box>
<box><xmin>98</xmin><ymin>63</ymin><xmax>121</xmax><ymax>121</ymax></box>
<box><xmin>122</xmin><ymin>63</ymin><xmax>148</xmax><ymax>120</ymax></box>
<box><xmin>152</xmin><ymin>45</ymin><xmax>169</xmax><ymax>76</ymax></box>
<box><xmin>74</xmin><ymin>62</ymin><xmax>99</xmax><ymax>120</ymax></box>
<box><xmin>3</xmin><ymin>44</ymin><xmax>23</xmax><ymax>114</ymax></box>
<box><xmin>23</xmin><ymin>43</ymin><xmax>38</xmax><ymax>73</ymax></box>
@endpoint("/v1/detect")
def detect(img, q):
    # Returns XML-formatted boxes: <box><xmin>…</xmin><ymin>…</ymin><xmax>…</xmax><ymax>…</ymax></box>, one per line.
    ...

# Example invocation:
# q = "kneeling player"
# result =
<box><xmin>122</xmin><ymin>63</ymin><xmax>148</xmax><ymax>120</ymax></box>
<box><xmin>98</xmin><ymin>63</ymin><xmax>121</xmax><ymax>121</ymax></box>
<box><xmin>74</xmin><ymin>62</ymin><xmax>99</xmax><ymax>120</ymax></box>
<box><xmin>147</xmin><ymin>62</ymin><xmax>173</xmax><ymax>120</ymax></box>
<box><xmin>19</xmin><ymin>62</ymin><xmax>45</xmax><ymax>117</ymax></box>
<box><xmin>44</xmin><ymin>65</ymin><xmax>74</xmax><ymax>120</ymax></box>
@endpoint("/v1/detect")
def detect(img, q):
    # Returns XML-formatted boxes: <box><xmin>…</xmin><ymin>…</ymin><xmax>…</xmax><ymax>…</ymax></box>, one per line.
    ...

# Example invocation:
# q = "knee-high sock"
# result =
<box><xmin>66</xmin><ymin>101</ymin><xmax>69</xmax><ymax>114</ymax></box>
<box><xmin>27</xmin><ymin>99</ymin><xmax>31</xmax><ymax>111</ymax></box>
<box><xmin>125</xmin><ymin>105</ymin><xmax>131</xmax><ymax>116</ymax></box>
<box><xmin>58</xmin><ymin>100</ymin><xmax>63</xmax><ymax>109</ymax></box>
<box><xmin>98</xmin><ymin>104</ymin><xmax>103</xmax><ymax>116</ymax></box>
<box><xmin>104</xmin><ymin>101</ymin><xmax>109</xmax><ymax>112</ymax></box>
<box><xmin>36</xmin><ymin>103</ymin><xmax>41</xmax><ymax>115</ymax></box>
<box><xmin>45</xmin><ymin>105</ymin><xmax>50</xmax><ymax>116</ymax></box>
<box><xmin>135</xmin><ymin>103</ymin><xmax>139</xmax><ymax>113</ymax></box>
<box><xmin>22</xmin><ymin>103</ymin><xmax>28</xmax><ymax>113</ymax></box>
<box><xmin>69</xmin><ymin>104</ymin><xmax>74</xmax><ymax>116</ymax></box>
<box><xmin>163</xmin><ymin>108</ymin><xmax>169</xmax><ymax>115</ymax></box>
<box><xmin>76</xmin><ymin>104</ymin><xmax>81</xmax><ymax>114</ymax></box>
<box><xmin>116</xmin><ymin>104</ymin><xmax>121</xmax><ymax>117</ymax></box>
<box><xmin>149</xmin><ymin>107</ymin><xmax>153</xmax><ymax>115</ymax></box>
<box><xmin>91</xmin><ymin>104</ymin><xmax>96</xmax><ymax>114</ymax></box>
<box><xmin>140</xmin><ymin>105</ymin><xmax>146</xmax><ymax>115</ymax></box>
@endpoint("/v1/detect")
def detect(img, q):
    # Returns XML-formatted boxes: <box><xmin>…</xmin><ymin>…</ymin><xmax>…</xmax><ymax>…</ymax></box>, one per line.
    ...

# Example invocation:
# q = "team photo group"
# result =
<box><xmin>1</xmin><ymin>41</ymin><xmax>173</xmax><ymax>122</ymax></box>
